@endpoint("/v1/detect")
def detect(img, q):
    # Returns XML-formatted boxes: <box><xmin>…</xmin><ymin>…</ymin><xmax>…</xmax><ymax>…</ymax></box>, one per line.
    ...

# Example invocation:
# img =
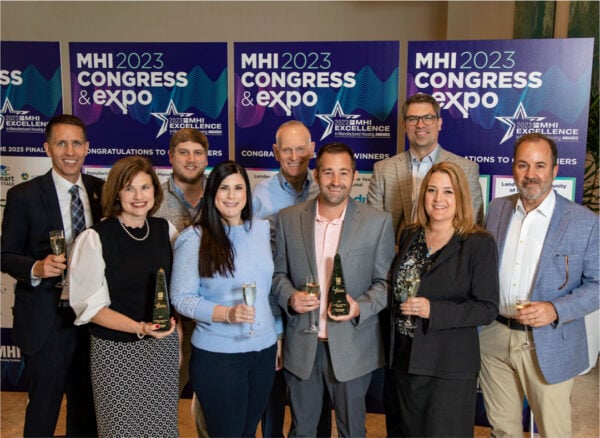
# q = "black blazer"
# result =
<box><xmin>1</xmin><ymin>170</ymin><xmax>104</xmax><ymax>354</ymax></box>
<box><xmin>388</xmin><ymin>228</ymin><xmax>499</xmax><ymax>380</ymax></box>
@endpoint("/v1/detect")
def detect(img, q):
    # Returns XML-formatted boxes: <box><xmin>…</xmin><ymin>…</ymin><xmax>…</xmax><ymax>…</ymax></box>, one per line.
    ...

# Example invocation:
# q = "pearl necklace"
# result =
<box><xmin>118</xmin><ymin>218</ymin><xmax>150</xmax><ymax>241</ymax></box>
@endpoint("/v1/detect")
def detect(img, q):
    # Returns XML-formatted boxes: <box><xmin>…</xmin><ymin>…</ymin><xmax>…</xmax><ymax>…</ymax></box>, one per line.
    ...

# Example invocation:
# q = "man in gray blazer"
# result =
<box><xmin>273</xmin><ymin>142</ymin><xmax>395</xmax><ymax>437</ymax></box>
<box><xmin>480</xmin><ymin>133</ymin><xmax>599</xmax><ymax>437</ymax></box>
<box><xmin>368</xmin><ymin>93</ymin><xmax>483</xmax><ymax>239</ymax></box>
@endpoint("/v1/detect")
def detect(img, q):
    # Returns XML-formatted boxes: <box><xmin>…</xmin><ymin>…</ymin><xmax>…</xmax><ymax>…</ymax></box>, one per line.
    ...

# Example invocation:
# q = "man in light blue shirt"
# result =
<box><xmin>253</xmin><ymin>120</ymin><xmax>319</xmax><ymax>243</ymax></box>
<box><xmin>252</xmin><ymin>120</ymin><xmax>322</xmax><ymax>437</ymax></box>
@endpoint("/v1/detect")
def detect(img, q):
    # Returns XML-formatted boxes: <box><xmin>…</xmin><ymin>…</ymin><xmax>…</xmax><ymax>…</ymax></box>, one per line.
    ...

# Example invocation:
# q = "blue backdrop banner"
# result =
<box><xmin>1</xmin><ymin>41</ymin><xmax>63</xmax><ymax>156</ymax></box>
<box><xmin>407</xmin><ymin>38</ymin><xmax>594</xmax><ymax>203</ymax></box>
<box><xmin>234</xmin><ymin>41</ymin><xmax>399</xmax><ymax>171</ymax></box>
<box><xmin>69</xmin><ymin>42</ymin><xmax>229</xmax><ymax>167</ymax></box>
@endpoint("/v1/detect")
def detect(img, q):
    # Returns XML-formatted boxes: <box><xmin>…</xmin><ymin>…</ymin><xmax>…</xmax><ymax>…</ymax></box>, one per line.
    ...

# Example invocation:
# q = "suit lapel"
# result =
<box><xmin>427</xmin><ymin>235</ymin><xmax>462</xmax><ymax>274</ymax></box>
<box><xmin>300</xmin><ymin>200</ymin><xmax>318</xmax><ymax>278</ymax></box>
<box><xmin>82</xmin><ymin>174</ymin><xmax>103</xmax><ymax>223</ymax></box>
<box><xmin>396</xmin><ymin>152</ymin><xmax>413</xmax><ymax>228</ymax></box>
<box><xmin>436</xmin><ymin>146</ymin><xmax>451</xmax><ymax>163</ymax></box>
<box><xmin>40</xmin><ymin>171</ymin><xmax>64</xmax><ymax>231</ymax></box>
<box><xmin>532</xmin><ymin>195</ymin><xmax>568</xmax><ymax>291</ymax></box>
<box><xmin>493</xmin><ymin>195</ymin><xmax>518</xmax><ymax>259</ymax></box>
<box><xmin>337</xmin><ymin>199</ymin><xmax>358</xmax><ymax>258</ymax></box>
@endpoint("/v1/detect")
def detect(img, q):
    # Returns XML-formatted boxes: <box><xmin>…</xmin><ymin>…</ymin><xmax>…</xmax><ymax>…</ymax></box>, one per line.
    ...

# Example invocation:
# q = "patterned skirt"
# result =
<box><xmin>90</xmin><ymin>332</ymin><xmax>179</xmax><ymax>437</ymax></box>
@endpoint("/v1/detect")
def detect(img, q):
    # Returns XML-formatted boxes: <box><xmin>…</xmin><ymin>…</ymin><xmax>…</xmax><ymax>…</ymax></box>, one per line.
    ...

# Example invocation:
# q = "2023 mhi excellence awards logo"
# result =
<box><xmin>316</xmin><ymin>101</ymin><xmax>392</xmax><ymax>142</ymax></box>
<box><xmin>0</xmin><ymin>99</ymin><xmax>47</xmax><ymax>134</ymax></box>
<box><xmin>150</xmin><ymin>100</ymin><xmax>224</xmax><ymax>139</ymax></box>
<box><xmin>495</xmin><ymin>102</ymin><xmax>581</xmax><ymax>145</ymax></box>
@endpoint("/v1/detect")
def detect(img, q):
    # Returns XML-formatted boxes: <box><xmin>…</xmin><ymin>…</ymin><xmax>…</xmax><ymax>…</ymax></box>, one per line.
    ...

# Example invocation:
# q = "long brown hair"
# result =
<box><xmin>413</xmin><ymin>162</ymin><xmax>485</xmax><ymax>236</ymax></box>
<box><xmin>196</xmin><ymin>161</ymin><xmax>253</xmax><ymax>278</ymax></box>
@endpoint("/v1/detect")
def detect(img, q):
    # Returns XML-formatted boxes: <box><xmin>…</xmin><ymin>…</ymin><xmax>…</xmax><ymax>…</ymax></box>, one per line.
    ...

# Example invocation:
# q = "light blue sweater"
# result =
<box><xmin>171</xmin><ymin>218</ymin><xmax>282</xmax><ymax>353</ymax></box>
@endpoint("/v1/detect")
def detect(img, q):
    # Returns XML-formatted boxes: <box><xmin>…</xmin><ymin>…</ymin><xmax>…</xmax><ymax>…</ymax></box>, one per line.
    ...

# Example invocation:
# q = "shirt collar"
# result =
<box><xmin>276</xmin><ymin>170</ymin><xmax>313</xmax><ymax>195</ymax></box>
<box><xmin>168</xmin><ymin>174</ymin><xmax>206</xmax><ymax>209</ymax></box>
<box><xmin>51</xmin><ymin>169</ymin><xmax>83</xmax><ymax>193</ymax></box>
<box><xmin>409</xmin><ymin>144</ymin><xmax>440</xmax><ymax>164</ymax></box>
<box><xmin>515</xmin><ymin>190</ymin><xmax>556</xmax><ymax>218</ymax></box>
<box><xmin>315</xmin><ymin>201</ymin><xmax>347</xmax><ymax>225</ymax></box>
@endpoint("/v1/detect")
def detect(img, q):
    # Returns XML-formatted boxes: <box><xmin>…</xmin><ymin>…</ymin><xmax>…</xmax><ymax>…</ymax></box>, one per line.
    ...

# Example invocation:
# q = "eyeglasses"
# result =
<box><xmin>404</xmin><ymin>115</ymin><xmax>439</xmax><ymax>126</ymax></box>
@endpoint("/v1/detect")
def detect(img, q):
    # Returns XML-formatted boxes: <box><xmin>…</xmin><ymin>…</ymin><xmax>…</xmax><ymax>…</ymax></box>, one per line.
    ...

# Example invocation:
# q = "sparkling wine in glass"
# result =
<box><xmin>242</xmin><ymin>280</ymin><xmax>257</xmax><ymax>336</ymax></box>
<box><xmin>49</xmin><ymin>230</ymin><xmax>68</xmax><ymax>288</ymax></box>
<box><xmin>304</xmin><ymin>275</ymin><xmax>320</xmax><ymax>333</ymax></box>
<box><xmin>515</xmin><ymin>297</ymin><xmax>535</xmax><ymax>350</ymax></box>
<box><xmin>401</xmin><ymin>272</ymin><xmax>421</xmax><ymax>330</ymax></box>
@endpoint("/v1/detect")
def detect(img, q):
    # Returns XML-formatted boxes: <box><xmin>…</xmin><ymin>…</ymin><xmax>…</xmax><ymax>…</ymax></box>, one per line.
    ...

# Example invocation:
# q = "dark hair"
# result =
<box><xmin>315</xmin><ymin>142</ymin><xmax>356</xmax><ymax>172</ymax></box>
<box><xmin>514</xmin><ymin>132</ymin><xmax>558</xmax><ymax>167</ymax></box>
<box><xmin>401</xmin><ymin>93</ymin><xmax>441</xmax><ymax>119</ymax></box>
<box><xmin>102</xmin><ymin>156</ymin><xmax>163</xmax><ymax>218</ymax></box>
<box><xmin>196</xmin><ymin>161</ymin><xmax>252</xmax><ymax>278</ymax></box>
<box><xmin>413</xmin><ymin>162</ymin><xmax>484</xmax><ymax>236</ymax></box>
<box><xmin>169</xmin><ymin>128</ymin><xmax>209</xmax><ymax>154</ymax></box>
<box><xmin>45</xmin><ymin>114</ymin><xmax>87</xmax><ymax>142</ymax></box>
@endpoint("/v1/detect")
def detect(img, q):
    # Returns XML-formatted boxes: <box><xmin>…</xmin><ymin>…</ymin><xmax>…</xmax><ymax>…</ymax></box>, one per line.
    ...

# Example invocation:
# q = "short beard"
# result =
<box><xmin>174</xmin><ymin>171</ymin><xmax>204</xmax><ymax>185</ymax></box>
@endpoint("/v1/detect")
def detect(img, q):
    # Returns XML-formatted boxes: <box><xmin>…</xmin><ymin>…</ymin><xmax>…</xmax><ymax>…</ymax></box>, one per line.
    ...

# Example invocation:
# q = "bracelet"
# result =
<box><xmin>225</xmin><ymin>307</ymin><xmax>232</xmax><ymax>324</ymax></box>
<box><xmin>136</xmin><ymin>322</ymin><xmax>145</xmax><ymax>339</ymax></box>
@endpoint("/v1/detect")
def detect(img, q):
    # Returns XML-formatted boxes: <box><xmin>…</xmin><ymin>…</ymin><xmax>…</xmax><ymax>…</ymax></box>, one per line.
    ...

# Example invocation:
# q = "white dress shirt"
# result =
<box><xmin>498</xmin><ymin>191</ymin><xmax>556</xmax><ymax>317</ymax></box>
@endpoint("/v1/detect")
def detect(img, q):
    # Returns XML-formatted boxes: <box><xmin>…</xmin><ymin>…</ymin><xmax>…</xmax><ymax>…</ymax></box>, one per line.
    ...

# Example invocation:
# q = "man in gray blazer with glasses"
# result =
<box><xmin>368</xmin><ymin>93</ymin><xmax>483</xmax><ymax>239</ymax></box>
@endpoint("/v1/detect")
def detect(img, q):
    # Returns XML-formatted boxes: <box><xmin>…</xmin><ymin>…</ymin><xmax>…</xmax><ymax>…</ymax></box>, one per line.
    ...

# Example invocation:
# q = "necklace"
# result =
<box><xmin>425</xmin><ymin>227</ymin><xmax>454</xmax><ymax>257</ymax></box>
<box><xmin>118</xmin><ymin>218</ymin><xmax>150</xmax><ymax>241</ymax></box>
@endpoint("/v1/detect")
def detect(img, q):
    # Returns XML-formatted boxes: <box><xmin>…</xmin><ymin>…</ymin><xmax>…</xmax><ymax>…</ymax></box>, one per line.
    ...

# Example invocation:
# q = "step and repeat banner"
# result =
<box><xmin>407</xmin><ymin>38</ymin><xmax>594</xmax><ymax>206</ymax></box>
<box><xmin>69</xmin><ymin>42</ymin><xmax>229</xmax><ymax>181</ymax></box>
<box><xmin>234</xmin><ymin>41</ymin><xmax>399</xmax><ymax>200</ymax></box>
<box><xmin>1</xmin><ymin>38</ymin><xmax>594</xmax><ymax>390</ymax></box>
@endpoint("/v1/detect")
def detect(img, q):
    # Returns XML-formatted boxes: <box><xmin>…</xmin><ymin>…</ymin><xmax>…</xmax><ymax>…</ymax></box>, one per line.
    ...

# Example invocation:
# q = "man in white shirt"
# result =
<box><xmin>1</xmin><ymin>114</ymin><xmax>103</xmax><ymax>436</ymax></box>
<box><xmin>480</xmin><ymin>132</ymin><xmax>599</xmax><ymax>437</ymax></box>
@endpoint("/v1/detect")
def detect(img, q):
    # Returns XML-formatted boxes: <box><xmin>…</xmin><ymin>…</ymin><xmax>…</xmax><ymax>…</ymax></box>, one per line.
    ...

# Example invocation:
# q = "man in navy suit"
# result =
<box><xmin>480</xmin><ymin>133</ymin><xmax>599</xmax><ymax>437</ymax></box>
<box><xmin>1</xmin><ymin>114</ymin><xmax>103</xmax><ymax>436</ymax></box>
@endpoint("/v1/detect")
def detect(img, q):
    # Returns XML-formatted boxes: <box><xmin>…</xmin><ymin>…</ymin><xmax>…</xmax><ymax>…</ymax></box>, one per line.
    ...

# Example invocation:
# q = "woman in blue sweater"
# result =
<box><xmin>171</xmin><ymin>160</ymin><xmax>282</xmax><ymax>437</ymax></box>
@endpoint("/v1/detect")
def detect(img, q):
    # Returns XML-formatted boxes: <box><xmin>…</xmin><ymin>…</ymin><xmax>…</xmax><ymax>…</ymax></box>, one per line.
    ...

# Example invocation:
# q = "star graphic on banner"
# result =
<box><xmin>151</xmin><ymin>100</ymin><xmax>193</xmax><ymax>138</ymax></box>
<box><xmin>0</xmin><ymin>99</ymin><xmax>29</xmax><ymax>130</ymax></box>
<box><xmin>315</xmin><ymin>101</ymin><xmax>360</xmax><ymax>141</ymax></box>
<box><xmin>495</xmin><ymin>102</ymin><xmax>545</xmax><ymax>145</ymax></box>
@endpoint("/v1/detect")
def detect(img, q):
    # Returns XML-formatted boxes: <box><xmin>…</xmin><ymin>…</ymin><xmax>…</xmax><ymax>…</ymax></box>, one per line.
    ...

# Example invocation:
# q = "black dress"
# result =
<box><xmin>84</xmin><ymin>217</ymin><xmax>179</xmax><ymax>437</ymax></box>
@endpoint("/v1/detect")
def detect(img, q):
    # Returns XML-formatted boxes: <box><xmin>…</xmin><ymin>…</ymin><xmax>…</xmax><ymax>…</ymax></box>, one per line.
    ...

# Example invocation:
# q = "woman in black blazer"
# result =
<box><xmin>384</xmin><ymin>162</ymin><xmax>499</xmax><ymax>437</ymax></box>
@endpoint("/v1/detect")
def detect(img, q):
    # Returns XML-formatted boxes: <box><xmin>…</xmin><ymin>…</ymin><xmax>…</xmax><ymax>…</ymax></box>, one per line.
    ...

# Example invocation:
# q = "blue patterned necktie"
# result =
<box><xmin>69</xmin><ymin>185</ymin><xmax>86</xmax><ymax>239</ymax></box>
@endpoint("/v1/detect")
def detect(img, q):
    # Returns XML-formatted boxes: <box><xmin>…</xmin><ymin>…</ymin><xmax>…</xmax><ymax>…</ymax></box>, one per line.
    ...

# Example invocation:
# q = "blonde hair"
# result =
<box><xmin>413</xmin><ymin>162</ymin><xmax>484</xmax><ymax>236</ymax></box>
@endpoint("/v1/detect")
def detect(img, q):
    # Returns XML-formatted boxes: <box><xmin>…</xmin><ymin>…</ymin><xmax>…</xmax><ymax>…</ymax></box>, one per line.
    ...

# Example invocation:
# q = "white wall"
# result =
<box><xmin>1</xmin><ymin>0</ymin><xmax>515</xmax><ymax>154</ymax></box>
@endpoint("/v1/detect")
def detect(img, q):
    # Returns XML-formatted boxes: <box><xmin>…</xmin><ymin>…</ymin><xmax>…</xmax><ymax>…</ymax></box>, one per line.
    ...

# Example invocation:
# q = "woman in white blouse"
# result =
<box><xmin>69</xmin><ymin>156</ymin><xmax>179</xmax><ymax>438</ymax></box>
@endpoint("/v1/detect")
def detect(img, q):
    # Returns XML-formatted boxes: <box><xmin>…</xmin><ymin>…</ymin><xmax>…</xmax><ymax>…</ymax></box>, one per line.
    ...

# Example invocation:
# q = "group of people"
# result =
<box><xmin>1</xmin><ymin>92</ymin><xmax>597</xmax><ymax>438</ymax></box>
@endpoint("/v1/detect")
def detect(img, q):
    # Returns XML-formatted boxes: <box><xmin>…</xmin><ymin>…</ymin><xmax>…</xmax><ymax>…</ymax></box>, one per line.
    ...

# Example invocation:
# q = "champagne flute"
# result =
<box><xmin>515</xmin><ymin>294</ymin><xmax>535</xmax><ymax>350</ymax></box>
<box><xmin>303</xmin><ymin>275</ymin><xmax>320</xmax><ymax>333</ymax></box>
<box><xmin>401</xmin><ymin>271</ymin><xmax>421</xmax><ymax>330</ymax></box>
<box><xmin>242</xmin><ymin>280</ymin><xmax>257</xmax><ymax>336</ymax></box>
<box><xmin>49</xmin><ymin>230</ymin><xmax>68</xmax><ymax>288</ymax></box>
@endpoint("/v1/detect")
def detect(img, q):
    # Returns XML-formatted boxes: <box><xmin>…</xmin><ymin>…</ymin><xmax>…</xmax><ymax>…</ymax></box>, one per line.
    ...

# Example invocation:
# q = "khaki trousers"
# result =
<box><xmin>479</xmin><ymin>321</ymin><xmax>574</xmax><ymax>438</ymax></box>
